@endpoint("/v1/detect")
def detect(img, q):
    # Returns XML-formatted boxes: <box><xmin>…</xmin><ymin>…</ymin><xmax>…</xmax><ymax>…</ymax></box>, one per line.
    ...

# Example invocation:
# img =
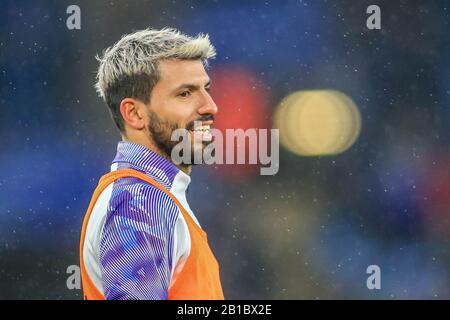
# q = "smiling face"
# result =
<box><xmin>141</xmin><ymin>58</ymin><xmax>218</xmax><ymax>167</ymax></box>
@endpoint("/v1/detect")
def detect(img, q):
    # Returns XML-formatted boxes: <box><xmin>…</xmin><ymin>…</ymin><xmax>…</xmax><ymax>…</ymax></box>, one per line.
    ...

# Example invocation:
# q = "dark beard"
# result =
<box><xmin>147</xmin><ymin>110</ymin><xmax>214</xmax><ymax>165</ymax></box>
<box><xmin>147</xmin><ymin>110</ymin><xmax>180</xmax><ymax>160</ymax></box>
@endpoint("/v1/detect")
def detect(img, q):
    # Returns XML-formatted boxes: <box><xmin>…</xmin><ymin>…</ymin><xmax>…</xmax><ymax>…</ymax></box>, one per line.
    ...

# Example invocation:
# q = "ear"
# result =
<box><xmin>119</xmin><ymin>98</ymin><xmax>146</xmax><ymax>131</ymax></box>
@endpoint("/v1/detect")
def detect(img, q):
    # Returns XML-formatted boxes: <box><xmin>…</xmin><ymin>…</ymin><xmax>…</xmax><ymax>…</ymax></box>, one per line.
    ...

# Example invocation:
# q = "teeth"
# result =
<box><xmin>193</xmin><ymin>125</ymin><xmax>211</xmax><ymax>132</ymax></box>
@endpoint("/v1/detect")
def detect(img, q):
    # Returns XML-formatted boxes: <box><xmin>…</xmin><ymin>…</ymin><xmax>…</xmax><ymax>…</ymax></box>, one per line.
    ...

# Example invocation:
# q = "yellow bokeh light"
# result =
<box><xmin>273</xmin><ymin>90</ymin><xmax>361</xmax><ymax>156</ymax></box>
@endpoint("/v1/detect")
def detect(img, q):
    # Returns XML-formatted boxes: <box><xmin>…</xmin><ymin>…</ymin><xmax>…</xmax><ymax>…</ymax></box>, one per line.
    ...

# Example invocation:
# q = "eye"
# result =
<box><xmin>179</xmin><ymin>91</ymin><xmax>191</xmax><ymax>98</ymax></box>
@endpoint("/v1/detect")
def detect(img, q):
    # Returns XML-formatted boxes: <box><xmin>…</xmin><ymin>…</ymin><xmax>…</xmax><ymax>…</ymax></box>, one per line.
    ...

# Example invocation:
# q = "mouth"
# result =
<box><xmin>190</xmin><ymin>122</ymin><xmax>213</xmax><ymax>142</ymax></box>
<box><xmin>193</xmin><ymin>124</ymin><xmax>211</xmax><ymax>132</ymax></box>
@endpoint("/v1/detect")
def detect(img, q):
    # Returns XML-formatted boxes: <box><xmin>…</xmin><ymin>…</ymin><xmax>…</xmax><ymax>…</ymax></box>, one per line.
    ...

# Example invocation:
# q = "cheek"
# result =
<box><xmin>151</xmin><ymin>100</ymin><xmax>184</xmax><ymax>125</ymax></box>
<box><xmin>169</xmin><ymin>101</ymin><xmax>199</xmax><ymax>126</ymax></box>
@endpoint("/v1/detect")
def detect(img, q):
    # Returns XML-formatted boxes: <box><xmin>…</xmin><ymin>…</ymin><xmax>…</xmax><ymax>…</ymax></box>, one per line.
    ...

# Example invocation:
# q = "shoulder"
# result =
<box><xmin>106</xmin><ymin>176</ymin><xmax>180</xmax><ymax>230</ymax></box>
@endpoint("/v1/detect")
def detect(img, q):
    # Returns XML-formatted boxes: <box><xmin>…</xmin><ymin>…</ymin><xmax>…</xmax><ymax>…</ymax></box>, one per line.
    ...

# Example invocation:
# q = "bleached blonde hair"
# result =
<box><xmin>94</xmin><ymin>27</ymin><xmax>216</xmax><ymax>132</ymax></box>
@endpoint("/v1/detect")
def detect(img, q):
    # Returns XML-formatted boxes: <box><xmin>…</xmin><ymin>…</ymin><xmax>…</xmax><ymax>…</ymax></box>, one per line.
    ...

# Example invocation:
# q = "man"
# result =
<box><xmin>79</xmin><ymin>28</ymin><xmax>224</xmax><ymax>300</ymax></box>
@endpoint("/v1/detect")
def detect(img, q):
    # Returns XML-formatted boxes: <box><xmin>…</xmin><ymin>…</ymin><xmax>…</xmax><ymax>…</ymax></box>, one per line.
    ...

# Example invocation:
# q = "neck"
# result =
<box><xmin>121</xmin><ymin>135</ymin><xmax>192</xmax><ymax>175</ymax></box>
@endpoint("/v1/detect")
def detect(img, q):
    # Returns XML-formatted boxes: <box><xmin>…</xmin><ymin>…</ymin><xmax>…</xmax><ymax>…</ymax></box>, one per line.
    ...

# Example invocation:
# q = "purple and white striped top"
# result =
<box><xmin>82</xmin><ymin>141</ymin><xmax>201</xmax><ymax>300</ymax></box>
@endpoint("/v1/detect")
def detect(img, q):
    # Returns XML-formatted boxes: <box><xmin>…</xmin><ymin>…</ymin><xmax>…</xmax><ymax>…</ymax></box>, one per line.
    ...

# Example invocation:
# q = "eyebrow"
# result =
<box><xmin>173</xmin><ymin>80</ymin><xmax>211</xmax><ymax>92</ymax></box>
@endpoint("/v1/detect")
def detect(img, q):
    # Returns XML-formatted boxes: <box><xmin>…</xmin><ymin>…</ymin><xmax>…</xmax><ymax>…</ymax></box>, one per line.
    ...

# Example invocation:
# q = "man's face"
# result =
<box><xmin>144</xmin><ymin>59</ymin><xmax>218</xmax><ymax>163</ymax></box>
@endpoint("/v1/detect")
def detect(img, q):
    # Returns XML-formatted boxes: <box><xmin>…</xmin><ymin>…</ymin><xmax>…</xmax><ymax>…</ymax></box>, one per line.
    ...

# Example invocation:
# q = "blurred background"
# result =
<box><xmin>1</xmin><ymin>0</ymin><xmax>449</xmax><ymax>299</ymax></box>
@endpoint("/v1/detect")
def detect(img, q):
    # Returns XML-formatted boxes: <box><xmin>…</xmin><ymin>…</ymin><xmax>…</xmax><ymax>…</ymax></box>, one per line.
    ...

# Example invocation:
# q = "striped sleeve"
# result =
<box><xmin>99</xmin><ymin>177</ymin><xmax>179</xmax><ymax>300</ymax></box>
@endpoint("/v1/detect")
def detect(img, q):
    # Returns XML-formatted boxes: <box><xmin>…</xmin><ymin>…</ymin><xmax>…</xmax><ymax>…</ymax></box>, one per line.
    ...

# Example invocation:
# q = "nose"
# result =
<box><xmin>198</xmin><ymin>90</ymin><xmax>218</xmax><ymax>116</ymax></box>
